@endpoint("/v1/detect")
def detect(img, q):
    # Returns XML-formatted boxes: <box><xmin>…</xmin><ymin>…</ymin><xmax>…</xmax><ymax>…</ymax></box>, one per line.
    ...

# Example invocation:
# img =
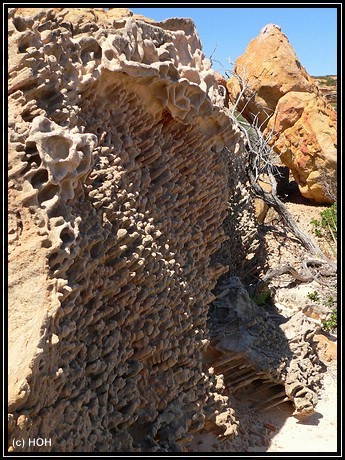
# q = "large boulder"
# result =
<box><xmin>227</xmin><ymin>24</ymin><xmax>317</xmax><ymax>126</ymax></box>
<box><xmin>266</xmin><ymin>91</ymin><xmax>337</xmax><ymax>203</ymax></box>
<box><xmin>227</xmin><ymin>23</ymin><xmax>337</xmax><ymax>203</ymax></box>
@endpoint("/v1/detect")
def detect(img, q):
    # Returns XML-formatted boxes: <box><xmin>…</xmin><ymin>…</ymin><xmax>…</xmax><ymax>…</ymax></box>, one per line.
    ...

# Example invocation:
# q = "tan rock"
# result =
<box><xmin>62</xmin><ymin>7</ymin><xmax>133</xmax><ymax>28</ymax></box>
<box><xmin>211</xmin><ymin>71</ymin><xmax>229</xmax><ymax>107</ymax></box>
<box><xmin>209</xmin><ymin>279</ymin><xmax>321</xmax><ymax>417</ymax></box>
<box><xmin>12</xmin><ymin>7</ymin><xmax>63</xmax><ymax>18</ymax></box>
<box><xmin>212</xmin><ymin>71</ymin><xmax>227</xmax><ymax>88</ymax></box>
<box><xmin>254</xmin><ymin>198</ymin><xmax>269</xmax><ymax>223</ymax></box>
<box><xmin>131</xmin><ymin>13</ymin><xmax>156</xmax><ymax>23</ymax></box>
<box><xmin>314</xmin><ymin>334</ymin><xmax>337</xmax><ymax>362</ymax></box>
<box><xmin>11</xmin><ymin>8</ymin><xmax>136</xmax><ymax>35</ymax></box>
<box><xmin>8</xmin><ymin>7</ymin><xmax>319</xmax><ymax>452</ymax></box>
<box><xmin>302</xmin><ymin>303</ymin><xmax>329</xmax><ymax>321</ymax></box>
<box><xmin>313</xmin><ymin>75</ymin><xmax>337</xmax><ymax>105</ymax></box>
<box><xmin>254</xmin><ymin>177</ymin><xmax>271</xmax><ymax>223</ymax></box>
<box><xmin>227</xmin><ymin>24</ymin><xmax>337</xmax><ymax>203</ymax></box>
<box><xmin>227</xmin><ymin>24</ymin><xmax>317</xmax><ymax>126</ymax></box>
<box><xmin>7</xmin><ymin>7</ymin><xmax>245</xmax><ymax>452</ymax></box>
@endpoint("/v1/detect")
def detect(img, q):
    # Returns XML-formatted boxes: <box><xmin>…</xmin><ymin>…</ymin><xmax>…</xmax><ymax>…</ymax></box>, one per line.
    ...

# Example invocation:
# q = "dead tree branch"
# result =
<box><xmin>226</xmin><ymin>65</ymin><xmax>336</xmax><ymax>271</ymax></box>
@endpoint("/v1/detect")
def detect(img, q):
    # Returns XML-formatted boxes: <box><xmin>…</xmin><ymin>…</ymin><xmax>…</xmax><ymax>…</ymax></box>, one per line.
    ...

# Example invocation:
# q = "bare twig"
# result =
<box><xmin>226</xmin><ymin>64</ymin><xmax>336</xmax><ymax>271</ymax></box>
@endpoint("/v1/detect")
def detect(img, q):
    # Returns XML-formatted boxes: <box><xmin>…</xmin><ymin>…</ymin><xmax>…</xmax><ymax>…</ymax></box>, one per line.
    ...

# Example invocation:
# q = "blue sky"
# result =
<box><xmin>129</xmin><ymin>6</ymin><xmax>338</xmax><ymax>77</ymax></box>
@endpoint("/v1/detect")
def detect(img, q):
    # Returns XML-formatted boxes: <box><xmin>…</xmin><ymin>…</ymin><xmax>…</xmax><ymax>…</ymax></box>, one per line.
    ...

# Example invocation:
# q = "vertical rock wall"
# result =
<box><xmin>8</xmin><ymin>8</ymin><xmax>244</xmax><ymax>452</ymax></box>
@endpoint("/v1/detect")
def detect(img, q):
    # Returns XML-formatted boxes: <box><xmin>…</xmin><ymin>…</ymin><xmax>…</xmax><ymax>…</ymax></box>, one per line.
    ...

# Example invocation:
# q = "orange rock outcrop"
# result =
<box><xmin>227</xmin><ymin>24</ymin><xmax>337</xmax><ymax>203</ymax></box>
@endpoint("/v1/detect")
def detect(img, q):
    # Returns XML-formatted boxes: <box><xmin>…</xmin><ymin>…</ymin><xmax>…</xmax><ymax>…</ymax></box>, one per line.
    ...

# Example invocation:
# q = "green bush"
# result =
<box><xmin>324</xmin><ymin>77</ymin><xmax>337</xmax><ymax>86</ymax></box>
<box><xmin>306</xmin><ymin>291</ymin><xmax>337</xmax><ymax>332</ymax></box>
<box><xmin>307</xmin><ymin>290</ymin><xmax>320</xmax><ymax>302</ymax></box>
<box><xmin>312</xmin><ymin>75</ymin><xmax>337</xmax><ymax>86</ymax></box>
<box><xmin>250</xmin><ymin>287</ymin><xmax>272</xmax><ymax>307</ymax></box>
<box><xmin>322</xmin><ymin>308</ymin><xmax>337</xmax><ymax>332</ymax></box>
<box><xmin>310</xmin><ymin>203</ymin><xmax>337</xmax><ymax>256</ymax></box>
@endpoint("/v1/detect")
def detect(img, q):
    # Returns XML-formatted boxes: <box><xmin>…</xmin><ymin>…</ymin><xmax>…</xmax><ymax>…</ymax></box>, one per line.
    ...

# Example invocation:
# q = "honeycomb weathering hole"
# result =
<box><xmin>37</xmin><ymin>184</ymin><xmax>59</xmax><ymax>204</ymax></box>
<box><xmin>13</xmin><ymin>16</ymin><xmax>32</xmax><ymax>32</ymax></box>
<box><xmin>31</xmin><ymin>169</ymin><xmax>49</xmax><ymax>189</ymax></box>
<box><xmin>42</xmin><ymin>136</ymin><xmax>71</xmax><ymax>160</ymax></box>
<box><xmin>104</xmin><ymin>49</ymin><xmax>116</xmax><ymax>61</ymax></box>
<box><xmin>41</xmin><ymin>239</ymin><xmax>53</xmax><ymax>248</ymax></box>
<box><xmin>59</xmin><ymin>228</ymin><xmax>75</xmax><ymax>246</ymax></box>
<box><xmin>81</xmin><ymin>43</ymin><xmax>102</xmax><ymax>65</ymax></box>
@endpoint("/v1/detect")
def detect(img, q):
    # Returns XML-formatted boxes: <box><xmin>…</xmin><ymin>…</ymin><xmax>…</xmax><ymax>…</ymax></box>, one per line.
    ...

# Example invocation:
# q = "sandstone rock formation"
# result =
<box><xmin>227</xmin><ymin>24</ymin><xmax>337</xmax><ymax>204</ymax></box>
<box><xmin>314</xmin><ymin>333</ymin><xmax>337</xmax><ymax>363</ymax></box>
<box><xmin>8</xmin><ymin>8</ymin><xmax>322</xmax><ymax>454</ymax></box>
<box><xmin>206</xmin><ymin>277</ymin><xmax>321</xmax><ymax>416</ymax></box>
<box><xmin>8</xmin><ymin>7</ymin><xmax>243</xmax><ymax>452</ymax></box>
<box><xmin>313</xmin><ymin>75</ymin><xmax>337</xmax><ymax>105</ymax></box>
<box><xmin>266</xmin><ymin>91</ymin><xmax>337</xmax><ymax>203</ymax></box>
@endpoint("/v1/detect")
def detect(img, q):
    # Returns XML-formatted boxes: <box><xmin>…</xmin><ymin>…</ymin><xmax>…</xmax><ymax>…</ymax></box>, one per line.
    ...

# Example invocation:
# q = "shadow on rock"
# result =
<box><xmin>196</xmin><ymin>276</ymin><xmax>323</xmax><ymax>452</ymax></box>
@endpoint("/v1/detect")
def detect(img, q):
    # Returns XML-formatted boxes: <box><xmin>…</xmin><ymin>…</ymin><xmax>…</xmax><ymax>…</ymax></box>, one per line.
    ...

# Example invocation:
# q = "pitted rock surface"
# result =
<box><xmin>8</xmin><ymin>8</ymin><xmax>323</xmax><ymax>453</ymax></box>
<box><xmin>8</xmin><ymin>7</ymin><xmax>243</xmax><ymax>452</ymax></box>
<box><xmin>207</xmin><ymin>277</ymin><xmax>321</xmax><ymax>416</ymax></box>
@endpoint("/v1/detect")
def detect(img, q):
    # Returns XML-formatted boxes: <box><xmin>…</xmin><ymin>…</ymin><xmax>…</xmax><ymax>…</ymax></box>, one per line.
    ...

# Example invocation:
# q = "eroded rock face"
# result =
<box><xmin>206</xmin><ymin>277</ymin><xmax>321</xmax><ymax>416</ymax></box>
<box><xmin>226</xmin><ymin>24</ymin><xmax>317</xmax><ymax>124</ymax></box>
<box><xmin>313</xmin><ymin>75</ymin><xmax>337</xmax><ymax>105</ymax></box>
<box><xmin>266</xmin><ymin>91</ymin><xmax>337</xmax><ymax>203</ymax></box>
<box><xmin>8</xmin><ymin>7</ymin><xmax>244</xmax><ymax>452</ymax></box>
<box><xmin>227</xmin><ymin>24</ymin><xmax>337</xmax><ymax>203</ymax></box>
<box><xmin>7</xmin><ymin>8</ymin><xmax>323</xmax><ymax>453</ymax></box>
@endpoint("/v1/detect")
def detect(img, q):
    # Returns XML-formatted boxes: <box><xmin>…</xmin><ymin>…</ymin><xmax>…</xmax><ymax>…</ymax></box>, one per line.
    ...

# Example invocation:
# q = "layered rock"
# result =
<box><xmin>227</xmin><ymin>24</ymin><xmax>337</xmax><ymax>203</ymax></box>
<box><xmin>206</xmin><ymin>277</ymin><xmax>321</xmax><ymax>416</ymax></box>
<box><xmin>8</xmin><ymin>7</ymin><xmax>243</xmax><ymax>452</ymax></box>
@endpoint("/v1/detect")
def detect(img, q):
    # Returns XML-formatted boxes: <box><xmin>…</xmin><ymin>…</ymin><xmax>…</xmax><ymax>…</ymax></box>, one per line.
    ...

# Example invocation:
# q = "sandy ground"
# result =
<box><xmin>189</xmin><ymin>195</ymin><xmax>339</xmax><ymax>454</ymax></box>
<box><xmin>265</xmin><ymin>363</ymin><xmax>337</xmax><ymax>453</ymax></box>
<box><xmin>263</xmin><ymin>193</ymin><xmax>339</xmax><ymax>455</ymax></box>
<box><xmin>190</xmin><ymin>357</ymin><xmax>337</xmax><ymax>453</ymax></box>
